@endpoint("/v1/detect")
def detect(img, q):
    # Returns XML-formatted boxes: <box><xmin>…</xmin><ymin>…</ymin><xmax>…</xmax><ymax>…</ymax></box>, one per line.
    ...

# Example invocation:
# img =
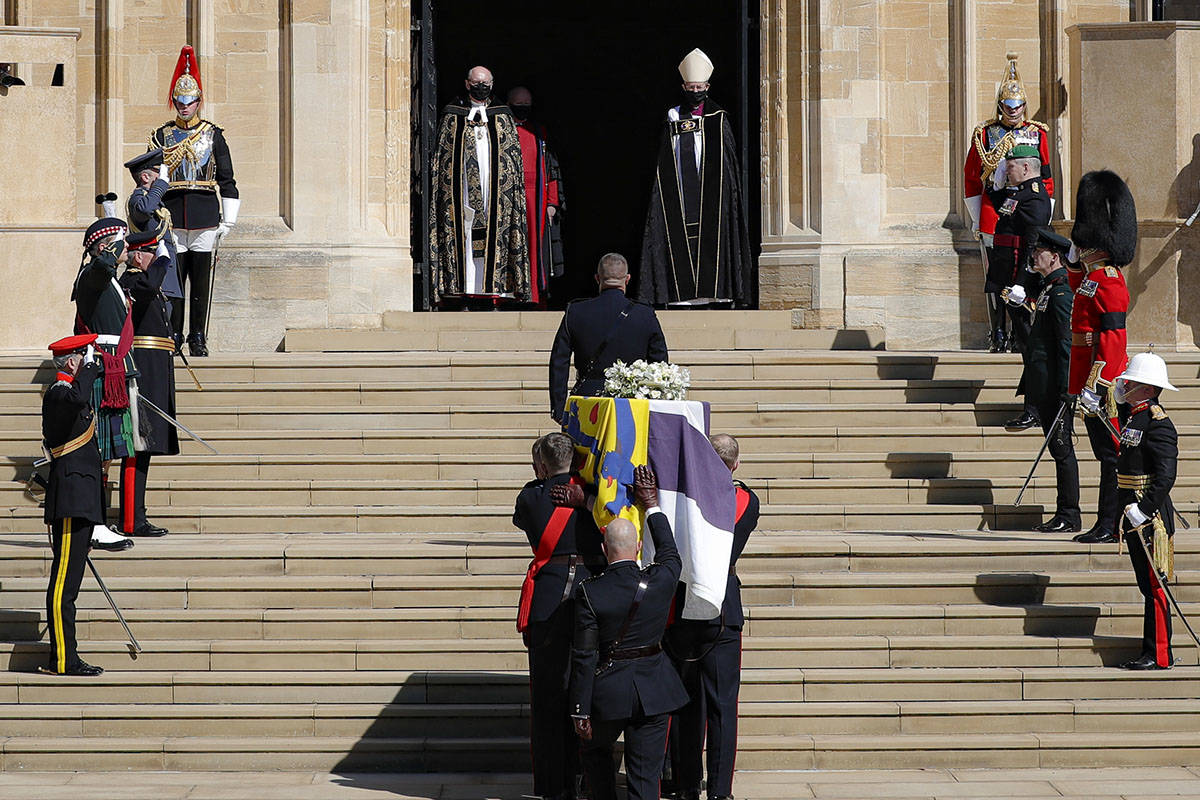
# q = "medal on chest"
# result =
<box><xmin>999</xmin><ymin>197</ymin><xmax>1018</xmax><ymax>216</ymax></box>
<box><xmin>1077</xmin><ymin>279</ymin><xmax>1098</xmax><ymax>298</ymax></box>
<box><xmin>1119</xmin><ymin>427</ymin><xmax>1143</xmax><ymax>447</ymax></box>
<box><xmin>1036</xmin><ymin>293</ymin><xmax>1049</xmax><ymax>312</ymax></box>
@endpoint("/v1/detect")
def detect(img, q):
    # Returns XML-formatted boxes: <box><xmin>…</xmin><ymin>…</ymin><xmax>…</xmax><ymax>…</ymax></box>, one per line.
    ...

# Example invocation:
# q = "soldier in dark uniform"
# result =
<box><xmin>513</xmin><ymin>432</ymin><xmax>604</xmax><ymax>800</ymax></box>
<box><xmin>666</xmin><ymin>434</ymin><xmax>759</xmax><ymax>800</ymax></box>
<box><xmin>73</xmin><ymin>219</ymin><xmax>138</xmax><ymax>552</ymax></box>
<box><xmin>570</xmin><ymin>465</ymin><xmax>690</xmax><ymax>800</ymax></box>
<box><xmin>149</xmin><ymin>45</ymin><xmax>239</xmax><ymax>357</ymax></box>
<box><xmin>40</xmin><ymin>334</ymin><xmax>106</xmax><ymax>676</ymax></box>
<box><xmin>1017</xmin><ymin>228</ymin><xmax>1080</xmax><ymax>533</ymax></box>
<box><xmin>1067</xmin><ymin>171</ymin><xmax>1135</xmax><ymax>544</ymax></box>
<box><xmin>549</xmin><ymin>253</ymin><xmax>669</xmax><ymax>424</ymax></box>
<box><xmin>988</xmin><ymin>143</ymin><xmax>1051</xmax><ymax>431</ymax></box>
<box><xmin>1113</xmin><ymin>353</ymin><xmax>1179</xmax><ymax>670</ymax></box>
<box><xmin>117</xmin><ymin>231</ymin><xmax>179</xmax><ymax>538</ymax></box>
<box><xmin>123</xmin><ymin>148</ymin><xmax>184</xmax><ymax>337</ymax></box>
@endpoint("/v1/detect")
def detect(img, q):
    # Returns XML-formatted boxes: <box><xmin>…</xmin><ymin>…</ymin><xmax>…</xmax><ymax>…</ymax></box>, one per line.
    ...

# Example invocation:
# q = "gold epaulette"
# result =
<box><xmin>1151</xmin><ymin>405</ymin><xmax>1168</xmax><ymax>420</ymax></box>
<box><xmin>1026</xmin><ymin>119</ymin><xmax>1049</xmax><ymax>133</ymax></box>
<box><xmin>1104</xmin><ymin>266</ymin><xmax>1119</xmax><ymax>278</ymax></box>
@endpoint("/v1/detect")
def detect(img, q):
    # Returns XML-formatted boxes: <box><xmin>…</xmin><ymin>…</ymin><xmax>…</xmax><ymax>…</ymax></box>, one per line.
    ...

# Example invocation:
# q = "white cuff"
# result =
<box><xmin>221</xmin><ymin>196</ymin><xmax>241</xmax><ymax>225</ymax></box>
<box><xmin>645</xmin><ymin>506</ymin><xmax>662</xmax><ymax>517</ymax></box>
<box><xmin>155</xmin><ymin>239</ymin><xmax>170</xmax><ymax>260</ymax></box>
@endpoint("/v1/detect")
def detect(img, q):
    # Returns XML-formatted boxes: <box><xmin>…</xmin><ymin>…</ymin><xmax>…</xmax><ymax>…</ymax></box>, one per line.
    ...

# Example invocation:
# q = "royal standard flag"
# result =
<box><xmin>563</xmin><ymin>396</ymin><xmax>650</xmax><ymax>533</ymax></box>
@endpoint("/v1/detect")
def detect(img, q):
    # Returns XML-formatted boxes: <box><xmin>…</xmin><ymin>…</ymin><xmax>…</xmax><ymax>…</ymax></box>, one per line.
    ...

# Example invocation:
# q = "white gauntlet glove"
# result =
<box><xmin>1079</xmin><ymin>388</ymin><xmax>1102</xmax><ymax>415</ymax></box>
<box><xmin>1124</xmin><ymin>502</ymin><xmax>1149</xmax><ymax>528</ymax></box>
<box><xmin>1002</xmin><ymin>285</ymin><xmax>1026</xmax><ymax>306</ymax></box>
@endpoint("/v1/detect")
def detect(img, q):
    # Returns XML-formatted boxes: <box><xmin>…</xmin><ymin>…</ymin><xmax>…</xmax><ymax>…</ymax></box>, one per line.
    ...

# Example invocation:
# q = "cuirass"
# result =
<box><xmin>161</xmin><ymin>123</ymin><xmax>216</xmax><ymax>184</ymax></box>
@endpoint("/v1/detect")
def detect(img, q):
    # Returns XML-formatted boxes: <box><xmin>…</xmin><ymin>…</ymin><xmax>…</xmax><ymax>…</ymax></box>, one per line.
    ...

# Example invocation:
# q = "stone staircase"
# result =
<box><xmin>0</xmin><ymin>310</ymin><xmax>1198</xmax><ymax>773</ymax></box>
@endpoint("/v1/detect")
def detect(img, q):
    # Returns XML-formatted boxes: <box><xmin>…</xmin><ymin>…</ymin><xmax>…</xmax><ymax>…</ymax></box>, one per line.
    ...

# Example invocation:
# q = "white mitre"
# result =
<box><xmin>678</xmin><ymin>48</ymin><xmax>714</xmax><ymax>83</ymax></box>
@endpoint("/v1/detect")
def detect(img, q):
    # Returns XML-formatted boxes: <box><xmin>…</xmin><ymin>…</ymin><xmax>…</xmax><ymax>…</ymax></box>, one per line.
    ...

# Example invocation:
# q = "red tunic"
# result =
<box><xmin>963</xmin><ymin>119</ymin><xmax>1053</xmax><ymax>235</ymax></box>
<box><xmin>515</xmin><ymin>121</ymin><xmax>561</xmax><ymax>307</ymax></box>
<box><xmin>1067</xmin><ymin>250</ymin><xmax>1129</xmax><ymax>395</ymax></box>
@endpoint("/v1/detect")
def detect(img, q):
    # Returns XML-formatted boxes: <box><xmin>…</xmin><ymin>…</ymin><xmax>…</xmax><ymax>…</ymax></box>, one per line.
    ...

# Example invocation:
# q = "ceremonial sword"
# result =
<box><xmin>137</xmin><ymin>394</ymin><xmax>219</xmax><ymax>454</ymax></box>
<box><xmin>1127</xmin><ymin>519</ymin><xmax>1200</xmax><ymax>664</ymax></box>
<box><xmin>86</xmin><ymin>556</ymin><xmax>142</xmax><ymax>653</ymax></box>
<box><xmin>1014</xmin><ymin>400</ymin><xmax>1068</xmax><ymax>506</ymax></box>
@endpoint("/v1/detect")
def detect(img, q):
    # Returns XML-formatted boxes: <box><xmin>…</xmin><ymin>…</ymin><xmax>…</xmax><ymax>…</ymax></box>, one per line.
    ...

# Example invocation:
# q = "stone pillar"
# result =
<box><xmin>0</xmin><ymin>26</ymin><xmax>80</xmax><ymax>349</ymax></box>
<box><xmin>1068</xmin><ymin>22</ymin><xmax>1200</xmax><ymax>349</ymax></box>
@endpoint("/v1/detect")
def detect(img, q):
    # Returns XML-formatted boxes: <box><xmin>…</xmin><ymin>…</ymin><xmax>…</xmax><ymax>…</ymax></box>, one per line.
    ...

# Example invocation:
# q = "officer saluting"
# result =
<box><xmin>666</xmin><ymin>434</ymin><xmax>759</xmax><ymax>800</ymax></box>
<box><xmin>570</xmin><ymin>465</ymin><xmax>690</xmax><ymax>800</ymax></box>
<box><xmin>123</xmin><ymin>148</ymin><xmax>184</xmax><ymax>321</ymax></box>
<box><xmin>1067</xmin><ymin>171</ymin><xmax>1135</xmax><ymax>544</ymax></box>
<box><xmin>549</xmin><ymin>253</ymin><xmax>668</xmax><ymax>424</ymax></box>
<box><xmin>41</xmin><ymin>334</ymin><xmax>106</xmax><ymax>676</ymax></box>
<box><xmin>1113</xmin><ymin>353</ymin><xmax>1179</xmax><ymax>670</ymax></box>
<box><xmin>116</xmin><ymin>229</ymin><xmax>180</xmax><ymax>538</ymax></box>
<box><xmin>512</xmin><ymin>432</ymin><xmax>604</xmax><ymax>800</ymax></box>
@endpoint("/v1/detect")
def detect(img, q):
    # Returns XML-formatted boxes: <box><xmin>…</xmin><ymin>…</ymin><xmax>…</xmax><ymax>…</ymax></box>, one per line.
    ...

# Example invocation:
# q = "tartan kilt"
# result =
<box><xmin>90</xmin><ymin>377</ymin><xmax>134</xmax><ymax>461</ymax></box>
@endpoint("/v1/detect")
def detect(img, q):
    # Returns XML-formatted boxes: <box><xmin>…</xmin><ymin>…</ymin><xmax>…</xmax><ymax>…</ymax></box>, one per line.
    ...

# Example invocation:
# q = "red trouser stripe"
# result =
<box><xmin>122</xmin><ymin>457</ymin><xmax>135</xmax><ymax>533</ymax></box>
<box><xmin>1150</xmin><ymin>569</ymin><xmax>1171</xmax><ymax>667</ymax></box>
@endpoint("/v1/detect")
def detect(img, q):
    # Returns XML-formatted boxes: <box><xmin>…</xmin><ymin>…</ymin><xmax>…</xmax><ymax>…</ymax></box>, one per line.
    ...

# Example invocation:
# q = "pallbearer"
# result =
<box><xmin>117</xmin><ymin>229</ymin><xmax>179</xmax><ymax>537</ymax></box>
<box><xmin>1067</xmin><ymin>171</ymin><xmax>1134</xmax><ymax>544</ymax></box>
<box><xmin>41</xmin><ymin>334</ymin><xmax>106</xmax><ymax>676</ymax></box>
<box><xmin>1113</xmin><ymin>353</ymin><xmax>1179</xmax><ymax>670</ymax></box>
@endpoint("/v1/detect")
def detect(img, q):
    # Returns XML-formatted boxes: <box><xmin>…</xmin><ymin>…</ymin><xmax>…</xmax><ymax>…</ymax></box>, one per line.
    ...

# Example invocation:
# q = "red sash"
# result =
<box><xmin>516</xmin><ymin>478</ymin><xmax>580</xmax><ymax>633</ymax></box>
<box><xmin>75</xmin><ymin>300</ymin><xmax>135</xmax><ymax>410</ymax></box>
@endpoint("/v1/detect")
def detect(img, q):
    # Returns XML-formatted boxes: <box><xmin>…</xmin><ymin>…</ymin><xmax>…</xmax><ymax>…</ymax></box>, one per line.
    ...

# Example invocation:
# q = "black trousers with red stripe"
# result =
<box><xmin>118</xmin><ymin>453</ymin><xmax>151</xmax><ymax>534</ymax></box>
<box><xmin>669</xmin><ymin>624</ymin><xmax>742</xmax><ymax>798</ymax></box>
<box><xmin>46</xmin><ymin>518</ymin><xmax>90</xmax><ymax>673</ymax></box>
<box><xmin>1124</xmin><ymin>528</ymin><xmax>1173</xmax><ymax>667</ymax></box>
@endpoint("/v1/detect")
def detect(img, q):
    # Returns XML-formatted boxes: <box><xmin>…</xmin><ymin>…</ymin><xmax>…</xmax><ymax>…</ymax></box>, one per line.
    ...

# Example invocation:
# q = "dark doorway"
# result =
<box><xmin>412</xmin><ymin>0</ymin><xmax>760</xmax><ymax>309</ymax></box>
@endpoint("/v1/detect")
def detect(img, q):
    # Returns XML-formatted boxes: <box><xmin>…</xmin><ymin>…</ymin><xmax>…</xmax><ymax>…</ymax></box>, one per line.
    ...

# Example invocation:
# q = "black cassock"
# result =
<box><xmin>637</xmin><ymin>100</ymin><xmax>752</xmax><ymax>307</ymax></box>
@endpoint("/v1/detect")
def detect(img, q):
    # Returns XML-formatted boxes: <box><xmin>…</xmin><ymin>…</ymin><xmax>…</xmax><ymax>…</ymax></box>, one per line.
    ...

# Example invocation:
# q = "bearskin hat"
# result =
<box><xmin>1070</xmin><ymin>169</ymin><xmax>1138</xmax><ymax>266</ymax></box>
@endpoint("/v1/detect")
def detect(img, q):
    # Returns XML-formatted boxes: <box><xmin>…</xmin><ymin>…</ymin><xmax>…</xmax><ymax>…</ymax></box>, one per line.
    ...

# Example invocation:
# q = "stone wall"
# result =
<box><xmin>0</xmin><ymin>3</ymin><xmax>1172</xmax><ymax>351</ymax></box>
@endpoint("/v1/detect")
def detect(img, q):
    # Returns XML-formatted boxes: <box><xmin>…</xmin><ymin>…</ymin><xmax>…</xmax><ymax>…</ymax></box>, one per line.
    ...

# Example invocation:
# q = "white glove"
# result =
<box><xmin>158</xmin><ymin>163</ymin><xmax>169</xmax><ymax>182</ymax></box>
<box><xmin>84</xmin><ymin>345</ymin><xmax>96</xmax><ymax>365</ymax></box>
<box><xmin>215</xmin><ymin>222</ymin><xmax>231</xmax><ymax>239</ymax></box>
<box><xmin>1079</xmin><ymin>388</ymin><xmax>1101</xmax><ymax>415</ymax></box>
<box><xmin>155</xmin><ymin>238</ymin><xmax>170</xmax><ymax>260</ymax></box>
<box><xmin>1003</xmin><ymin>285</ymin><xmax>1026</xmax><ymax>306</ymax></box>
<box><xmin>1124</xmin><ymin>502</ymin><xmax>1149</xmax><ymax>527</ymax></box>
<box><xmin>991</xmin><ymin>158</ymin><xmax>1008</xmax><ymax>190</ymax></box>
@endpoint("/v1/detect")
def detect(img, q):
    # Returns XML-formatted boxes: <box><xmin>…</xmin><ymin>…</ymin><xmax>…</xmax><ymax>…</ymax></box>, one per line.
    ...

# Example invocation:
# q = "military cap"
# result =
<box><xmin>1030</xmin><ymin>226</ymin><xmax>1071</xmax><ymax>255</ymax></box>
<box><xmin>1009</xmin><ymin>144</ymin><xmax>1039</xmax><ymax>159</ymax></box>
<box><xmin>126</xmin><ymin>227</ymin><xmax>160</xmax><ymax>252</ymax></box>
<box><xmin>124</xmin><ymin>148</ymin><xmax>164</xmax><ymax>178</ymax></box>
<box><xmin>82</xmin><ymin>217</ymin><xmax>128</xmax><ymax>249</ymax></box>
<box><xmin>48</xmin><ymin>333</ymin><xmax>98</xmax><ymax>356</ymax></box>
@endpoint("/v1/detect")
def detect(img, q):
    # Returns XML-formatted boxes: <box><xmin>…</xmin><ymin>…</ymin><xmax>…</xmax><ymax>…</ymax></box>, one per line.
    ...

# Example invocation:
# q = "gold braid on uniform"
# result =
<box><xmin>152</xmin><ymin>121</ymin><xmax>212</xmax><ymax>176</ymax></box>
<box><xmin>973</xmin><ymin>122</ymin><xmax>1019</xmax><ymax>181</ymax></box>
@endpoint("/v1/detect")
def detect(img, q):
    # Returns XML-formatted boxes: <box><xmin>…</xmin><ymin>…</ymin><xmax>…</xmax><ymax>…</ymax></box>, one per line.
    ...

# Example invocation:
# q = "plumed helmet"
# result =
<box><xmin>169</xmin><ymin>45</ymin><xmax>203</xmax><ymax>106</ymax></box>
<box><xmin>1071</xmin><ymin>170</ymin><xmax>1138</xmax><ymax>266</ymax></box>
<box><xmin>996</xmin><ymin>52</ymin><xmax>1027</xmax><ymax>111</ymax></box>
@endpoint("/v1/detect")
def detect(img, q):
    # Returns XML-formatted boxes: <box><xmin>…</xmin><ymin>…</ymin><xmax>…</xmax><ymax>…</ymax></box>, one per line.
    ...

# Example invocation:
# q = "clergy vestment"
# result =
<box><xmin>429</xmin><ymin>99</ymin><xmax>531</xmax><ymax>303</ymax></box>
<box><xmin>637</xmin><ymin>100</ymin><xmax>752</xmax><ymax>307</ymax></box>
<box><xmin>515</xmin><ymin>118</ymin><xmax>565</xmax><ymax>307</ymax></box>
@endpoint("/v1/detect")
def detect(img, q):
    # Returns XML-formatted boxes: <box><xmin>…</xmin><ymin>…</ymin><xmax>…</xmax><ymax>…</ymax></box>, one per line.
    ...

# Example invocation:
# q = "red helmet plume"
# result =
<box><xmin>167</xmin><ymin>45</ymin><xmax>203</xmax><ymax>106</ymax></box>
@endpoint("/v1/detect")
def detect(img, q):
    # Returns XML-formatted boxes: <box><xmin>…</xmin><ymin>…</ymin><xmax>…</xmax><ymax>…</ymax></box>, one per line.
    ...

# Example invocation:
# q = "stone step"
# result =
<box><xmin>1</xmin><ymin>599</ymin><xmax>1184</xmax><ymax>642</ymax></box>
<box><xmin>6</xmin><ymin>531</ymin><xmax>1193</xmax><ymax>580</ymax></box>
<box><xmin>2</xmin><ymin>568</ymin><xmax>1197</xmax><ymax>611</ymax></box>
<box><xmin>281</xmin><ymin>327</ymin><xmax>887</xmax><ymax>353</ymax></box>
<box><xmin>3</xmin><ymin>632</ymin><xmax>1189</xmax><ymax>673</ymax></box>
<box><xmin>378</xmin><ymin>309</ymin><xmax>798</xmax><ymax>332</ymax></box>
<box><xmin>5</xmin><ymin>730</ymin><xmax>1200</xmax><ymax>772</ymax></box>
<box><xmin>3</xmin><ymin>697</ymin><xmax>1199</xmax><ymax>741</ymax></box>
<box><xmin>5</xmin><ymin>501</ymin><xmax>1129</xmax><ymax>534</ymax></box>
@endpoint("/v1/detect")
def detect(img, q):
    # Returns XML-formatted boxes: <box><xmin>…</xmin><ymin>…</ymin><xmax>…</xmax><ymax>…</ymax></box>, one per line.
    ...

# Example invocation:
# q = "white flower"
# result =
<box><xmin>602</xmin><ymin>359</ymin><xmax>690</xmax><ymax>400</ymax></box>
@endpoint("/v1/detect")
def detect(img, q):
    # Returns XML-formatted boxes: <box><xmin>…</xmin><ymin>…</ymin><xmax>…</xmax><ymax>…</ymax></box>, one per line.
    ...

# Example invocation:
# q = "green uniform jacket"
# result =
<box><xmin>1022</xmin><ymin>266</ymin><xmax>1073</xmax><ymax>406</ymax></box>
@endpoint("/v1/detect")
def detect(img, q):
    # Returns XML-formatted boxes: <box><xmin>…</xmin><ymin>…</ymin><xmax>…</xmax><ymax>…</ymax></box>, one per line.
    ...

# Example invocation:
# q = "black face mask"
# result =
<box><xmin>510</xmin><ymin>105</ymin><xmax>531</xmax><ymax>121</ymax></box>
<box><xmin>468</xmin><ymin>83</ymin><xmax>492</xmax><ymax>101</ymax></box>
<box><xmin>683</xmin><ymin>89</ymin><xmax>707</xmax><ymax>108</ymax></box>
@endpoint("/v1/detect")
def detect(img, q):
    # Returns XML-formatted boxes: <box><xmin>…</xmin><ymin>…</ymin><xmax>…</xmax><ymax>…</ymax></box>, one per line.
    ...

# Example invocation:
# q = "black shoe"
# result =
<box><xmin>90</xmin><ymin>537</ymin><xmax>135</xmax><ymax>552</ymax></box>
<box><xmin>1074</xmin><ymin>527</ymin><xmax>1118</xmax><ymax>544</ymax></box>
<box><xmin>39</xmin><ymin>659</ymin><xmax>104</xmax><ymax>676</ymax></box>
<box><xmin>1004</xmin><ymin>411</ymin><xmax>1039</xmax><ymax>431</ymax></box>
<box><xmin>988</xmin><ymin>331</ymin><xmax>1007</xmax><ymax>353</ymax></box>
<box><xmin>187</xmin><ymin>332</ymin><xmax>209</xmax><ymax>357</ymax></box>
<box><xmin>675</xmin><ymin>792</ymin><xmax>701</xmax><ymax>800</ymax></box>
<box><xmin>1034</xmin><ymin>517</ymin><xmax>1082</xmax><ymax>533</ymax></box>
<box><xmin>131</xmin><ymin>523</ymin><xmax>168</xmax><ymax>537</ymax></box>
<box><xmin>1120</xmin><ymin>653</ymin><xmax>1171</xmax><ymax>670</ymax></box>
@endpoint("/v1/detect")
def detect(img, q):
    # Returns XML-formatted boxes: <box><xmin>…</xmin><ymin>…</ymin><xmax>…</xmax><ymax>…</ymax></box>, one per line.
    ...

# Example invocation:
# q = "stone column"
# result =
<box><xmin>1068</xmin><ymin>22</ymin><xmax>1200</xmax><ymax>349</ymax></box>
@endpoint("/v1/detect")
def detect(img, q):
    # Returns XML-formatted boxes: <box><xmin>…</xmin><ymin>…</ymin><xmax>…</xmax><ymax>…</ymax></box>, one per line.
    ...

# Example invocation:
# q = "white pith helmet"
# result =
<box><xmin>1116</xmin><ymin>352</ymin><xmax>1177</xmax><ymax>392</ymax></box>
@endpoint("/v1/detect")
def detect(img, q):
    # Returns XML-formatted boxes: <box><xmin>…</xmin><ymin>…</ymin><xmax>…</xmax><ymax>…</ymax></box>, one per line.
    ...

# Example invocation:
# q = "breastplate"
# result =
<box><xmin>161</xmin><ymin>123</ymin><xmax>216</xmax><ymax>186</ymax></box>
